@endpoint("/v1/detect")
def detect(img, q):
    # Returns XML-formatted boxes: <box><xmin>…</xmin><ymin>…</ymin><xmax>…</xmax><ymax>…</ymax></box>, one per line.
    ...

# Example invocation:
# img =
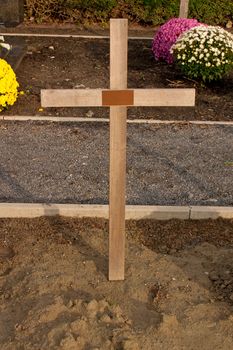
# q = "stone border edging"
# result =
<box><xmin>0</xmin><ymin>203</ymin><xmax>232</xmax><ymax>220</ymax></box>
<box><xmin>0</xmin><ymin>32</ymin><xmax>152</xmax><ymax>40</ymax></box>
<box><xmin>1</xmin><ymin>115</ymin><xmax>233</xmax><ymax>126</ymax></box>
<box><xmin>190</xmin><ymin>206</ymin><xmax>233</xmax><ymax>219</ymax></box>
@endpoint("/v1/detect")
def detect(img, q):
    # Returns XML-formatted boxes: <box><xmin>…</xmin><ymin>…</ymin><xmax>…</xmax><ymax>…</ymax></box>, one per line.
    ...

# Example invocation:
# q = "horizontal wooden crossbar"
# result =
<box><xmin>41</xmin><ymin>88</ymin><xmax>195</xmax><ymax>108</ymax></box>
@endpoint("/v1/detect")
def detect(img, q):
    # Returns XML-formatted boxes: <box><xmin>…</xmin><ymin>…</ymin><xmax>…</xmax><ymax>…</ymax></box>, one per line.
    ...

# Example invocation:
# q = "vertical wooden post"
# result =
<box><xmin>109</xmin><ymin>19</ymin><xmax>128</xmax><ymax>281</ymax></box>
<box><xmin>179</xmin><ymin>0</ymin><xmax>189</xmax><ymax>18</ymax></box>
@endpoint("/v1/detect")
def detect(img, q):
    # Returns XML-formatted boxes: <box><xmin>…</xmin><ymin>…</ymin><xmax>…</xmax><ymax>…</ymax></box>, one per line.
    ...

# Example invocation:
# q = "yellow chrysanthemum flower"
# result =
<box><xmin>0</xmin><ymin>59</ymin><xmax>19</xmax><ymax>112</ymax></box>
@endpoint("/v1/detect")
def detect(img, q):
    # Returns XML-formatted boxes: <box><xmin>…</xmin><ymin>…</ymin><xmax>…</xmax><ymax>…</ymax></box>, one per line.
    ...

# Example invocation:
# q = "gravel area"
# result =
<box><xmin>0</xmin><ymin>121</ymin><xmax>232</xmax><ymax>206</ymax></box>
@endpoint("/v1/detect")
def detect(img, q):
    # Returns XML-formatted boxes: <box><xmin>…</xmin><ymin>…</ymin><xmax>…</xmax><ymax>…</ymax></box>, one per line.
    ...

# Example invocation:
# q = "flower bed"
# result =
<box><xmin>152</xmin><ymin>18</ymin><xmax>203</xmax><ymax>64</ymax></box>
<box><xmin>152</xmin><ymin>17</ymin><xmax>233</xmax><ymax>82</ymax></box>
<box><xmin>171</xmin><ymin>26</ymin><xmax>233</xmax><ymax>82</ymax></box>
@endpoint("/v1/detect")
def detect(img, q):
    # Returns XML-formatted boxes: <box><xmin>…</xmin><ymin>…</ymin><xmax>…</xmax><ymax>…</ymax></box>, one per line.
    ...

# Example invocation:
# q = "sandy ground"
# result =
<box><xmin>1</xmin><ymin>217</ymin><xmax>233</xmax><ymax>349</ymax></box>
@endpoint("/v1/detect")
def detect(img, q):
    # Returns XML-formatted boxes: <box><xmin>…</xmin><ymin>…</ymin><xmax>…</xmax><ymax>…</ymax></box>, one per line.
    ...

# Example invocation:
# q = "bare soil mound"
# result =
<box><xmin>1</xmin><ymin>217</ymin><xmax>233</xmax><ymax>349</ymax></box>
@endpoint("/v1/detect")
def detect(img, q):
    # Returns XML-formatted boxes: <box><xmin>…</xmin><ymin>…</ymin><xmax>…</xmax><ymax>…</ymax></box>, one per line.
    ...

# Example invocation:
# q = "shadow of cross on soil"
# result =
<box><xmin>45</xmin><ymin>216</ymin><xmax>108</xmax><ymax>279</ymax></box>
<box><xmin>128</xmin><ymin>218</ymin><xmax>233</xmax><ymax>305</ymax></box>
<box><xmin>43</xmin><ymin>217</ymin><xmax>164</xmax><ymax>331</ymax></box>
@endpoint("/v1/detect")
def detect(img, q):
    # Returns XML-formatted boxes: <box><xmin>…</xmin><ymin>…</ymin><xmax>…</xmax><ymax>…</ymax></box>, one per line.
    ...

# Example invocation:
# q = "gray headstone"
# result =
<box><xmin>0</xmin><ymin>0</ymin><xmax>26</xmax><ymax>70</ymax></box>
<box><xmin>0</xmin><ymin>0</ymin><xmax>24</xmax><ymax>27</ymax></box>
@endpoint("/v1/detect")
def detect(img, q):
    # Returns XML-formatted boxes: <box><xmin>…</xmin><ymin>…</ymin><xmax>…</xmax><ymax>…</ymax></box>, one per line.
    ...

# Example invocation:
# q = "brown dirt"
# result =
<box><xmin>1</xmin><ymin>217</ymin><xmax>233</xmax><ymax>349</ymax></box>
<box><xmin>2</xmin><ymin>36</ymin><xmax>233</xmax><ymax>121</ymax></box>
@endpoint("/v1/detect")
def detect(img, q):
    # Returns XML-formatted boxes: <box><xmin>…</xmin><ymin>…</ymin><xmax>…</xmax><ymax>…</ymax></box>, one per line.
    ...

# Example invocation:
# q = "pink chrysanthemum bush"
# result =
<box><xmin>170</xmin><ymin>26</ymin><xmax>233</xmax><ymax>82</ymax></box>
<box><xmin>152</xmin><ymin>18</ymin><xmax>203</xmax><ymax>64</ymax></box>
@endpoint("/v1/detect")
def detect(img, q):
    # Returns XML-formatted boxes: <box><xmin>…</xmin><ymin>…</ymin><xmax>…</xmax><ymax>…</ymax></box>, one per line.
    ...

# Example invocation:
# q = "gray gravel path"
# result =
<box><xmin>0</xmin><ymin>121</ymin><xmax>232</xmax><ymax>206</ymax></box>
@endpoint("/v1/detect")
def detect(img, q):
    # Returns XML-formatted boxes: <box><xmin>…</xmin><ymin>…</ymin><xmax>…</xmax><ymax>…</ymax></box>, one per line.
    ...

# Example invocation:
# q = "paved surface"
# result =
<box><xmin>0</xmin><ymin>121</ymin><xmax>232</xmax><ymax>206</ymax></box>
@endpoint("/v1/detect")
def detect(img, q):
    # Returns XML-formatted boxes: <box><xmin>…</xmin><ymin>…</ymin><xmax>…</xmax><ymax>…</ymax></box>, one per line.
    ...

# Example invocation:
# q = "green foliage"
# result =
<box><xmin>67</xmin><ymin>0</ymin><xmax>116</xmax><ymax>11</ymax></box>
<box><xmin>65</xmin><ymin>0</ymin><xmax>117</xmax><ymax>22</ymax></box>
<box><xmin>24</xmin><ymin>0</ymin><xmax>233</xmax><ymax>26</ymax></box>
<box><xmin>139</xmin><ymin>0</ymin><xmax>179</xmax><ymax>25</ymax></box>
<box><xmin>189</xmin><ymin>0</ymin><xmax>233</xmax><ymax>25</ymax></box>
<box><xmin>25</xmin><ymin>0</ymin><xmax>67</xmax><ymax>22</ymax></box>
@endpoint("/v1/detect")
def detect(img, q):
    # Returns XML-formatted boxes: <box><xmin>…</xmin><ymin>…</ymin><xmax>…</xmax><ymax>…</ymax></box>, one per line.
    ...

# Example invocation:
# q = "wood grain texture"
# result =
<box><xmin>109</xmin><ymin>19</ymin><xmax>128</xmax><ymax>281</ymax></box>
<box><xmin>41</xmin><ymin>88</ymin><xmax>195</xmax><ymax>107</ymax></box>
<box><xmin>39</xmin><ymin>17</ymin><xmax>197</xmax><ymax>283</ymax></box>
<box><xmin>179</xmin><ymin>0</ymin><xmax>189</xmax><ymax>18</ymax></box>
<box><xmin>41</xmin><ymin>89</ymin><xmax>102</xmax><ymax>107</ymax></box>
<box><xmin>134</xmin><ymin>89</ymin><xmax>195</xmax><ymax>106</ymax></box>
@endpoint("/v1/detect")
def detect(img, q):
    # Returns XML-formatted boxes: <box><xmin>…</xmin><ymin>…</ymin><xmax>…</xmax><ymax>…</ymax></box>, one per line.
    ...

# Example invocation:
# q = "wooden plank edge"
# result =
<box><xmin>190</xmin><ymin>206</ymin><xmax>233</xmax><ymax>220</ymax></box>
<box><xmin>41</xmin><ymin>88</ymin><xmax>195</xmax><ymax>107</ymax></box>
<box><xmin>1</xmin><ymin>116</ymin><xmax>233</xmax><ymax>126</ymax></box>
<box><xmin>134</xmin><ymin>88</ymin><xmax>195</xmax><ymax>107</ymax></box>
<box><xmin>179</xmin><ymin>0</ymin><xmax>189</xmax><ymax>18</ymax></box>
<box><xmin>0</xmin><ymin>33</ymin><xmax>153</xmax><ymax>40</ymax></box>
<box><xmin>0</xmin><ymin>204</ymin><xmax>232</xmax><ymax>220</ymax></box>
<box><xmin>41</xmin><ymin>89</ymin><xmax>102</xmax><ymax>108</ymax></box>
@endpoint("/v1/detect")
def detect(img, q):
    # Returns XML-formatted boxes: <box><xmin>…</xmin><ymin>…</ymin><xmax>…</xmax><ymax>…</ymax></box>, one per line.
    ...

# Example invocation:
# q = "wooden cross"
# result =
<box><xmin>41</xmin><ymin>19</ymin><xmax>195</xmax><ymax>281</ymax></box>
<box><xmin>179</xmin><ymin>0</ymin><xmax>189</xmax><ymax>18</ymax></box>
